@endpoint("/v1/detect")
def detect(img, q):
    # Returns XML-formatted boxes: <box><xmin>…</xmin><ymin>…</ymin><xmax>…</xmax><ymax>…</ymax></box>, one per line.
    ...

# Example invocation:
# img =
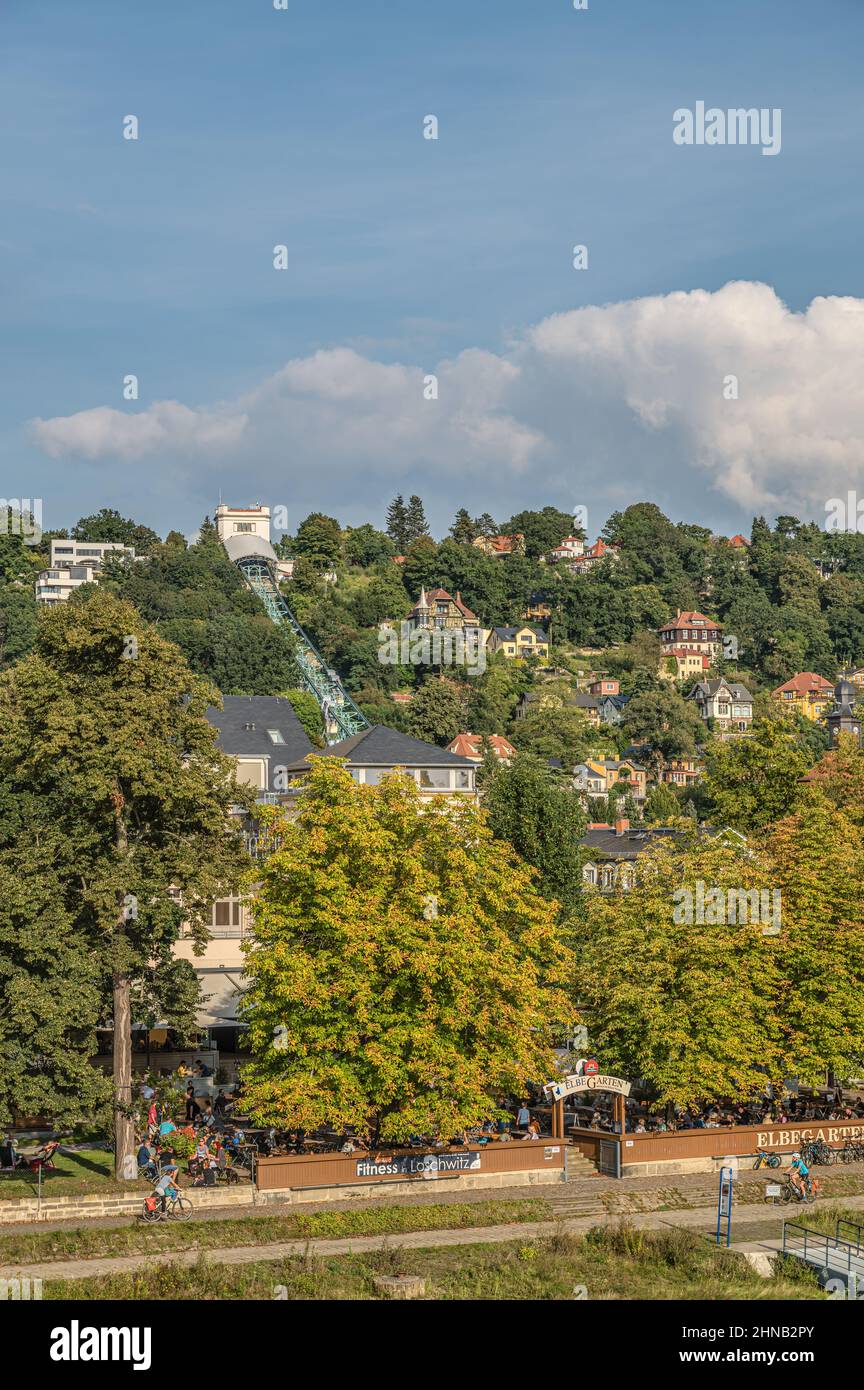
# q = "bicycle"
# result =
<box><xmin>140</xmin><ymin>1189</ymin><xmax>193</xmax><ymax>1223</ymax></box>
<box><xmin>802</xmin><ymin>1140</ymin><xmax>835</xmax><ymax>1167</ymax></box>
<box><xmin>781</xmin><ymin>1178</ymin><xmax>817</xmax><ymax>1204</ymax></box>
<box><xmin>840</xmin><ymin>1139</ymin><xmax>864</xmax><ymax>1164</ymax></box>
<box><xmin>753</xmin><ymin>1149</ymin><xmax>781</xmax><ymax>1169</ymax></box>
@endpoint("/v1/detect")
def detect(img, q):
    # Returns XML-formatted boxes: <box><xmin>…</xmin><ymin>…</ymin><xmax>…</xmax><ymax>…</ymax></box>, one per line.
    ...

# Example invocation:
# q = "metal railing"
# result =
<box><xmin>235</xmin><ymin>557</ymin><xmax>369</xmax><ymax>743</ymax></box>
<box><xmin>782</xmin><ymin>1220</ymin><xmax>864</xmax><ymax>1280</ymax></box>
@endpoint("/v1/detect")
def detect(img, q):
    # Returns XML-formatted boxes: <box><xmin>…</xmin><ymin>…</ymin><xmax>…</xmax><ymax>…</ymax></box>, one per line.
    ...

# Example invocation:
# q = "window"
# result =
<box><xmin>418</xmin><ymin>767</ymin><xmax>451</xmax><ymax>790</ymax></box>
<box><xmin>234</xmin><ymin>522</ymin><xmax>254</xmax><ymax>533</ymax></box>
<box><xmin>235</xmin><ymin>759</ymin><xmax>265</xmax><ymax>788</ymax></box>
<box><xmin>455</xmin><ymin>769</ymin><xmax>473</xmax><ymax>790</ymax></box>
<box><xmin>364</xmin><ymin>768</ymin><xmax>387</xmax><ymax>785</ymax></box>
<box><xmin>211</xmin><ymin>897</ymin><xmax>245</xmax><ymax>936</ymax></box>
<box><xmin>267</xmin><ymin>729</ymin><xmax>285</xmax><ymax>744</ymax></box>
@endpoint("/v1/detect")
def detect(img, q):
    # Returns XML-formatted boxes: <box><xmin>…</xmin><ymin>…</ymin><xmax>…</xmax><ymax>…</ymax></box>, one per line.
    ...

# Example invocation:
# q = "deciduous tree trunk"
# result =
<box><xmin>113</xmin><ymin>969</ymin><xmax>134</xmax><ymax>1181</ymax></box>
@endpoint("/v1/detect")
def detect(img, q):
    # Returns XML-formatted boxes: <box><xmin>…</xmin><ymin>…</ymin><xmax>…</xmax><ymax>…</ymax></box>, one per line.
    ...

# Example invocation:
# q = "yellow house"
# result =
<box><xmin>771</xmin><ymin>672</ymin><xmax>835</xmax><ymax>721</ymax></box>
<box><xmin>487</xmin><ymin>625</ymin><xmax>550</xmax><ymax>660</ymax></box>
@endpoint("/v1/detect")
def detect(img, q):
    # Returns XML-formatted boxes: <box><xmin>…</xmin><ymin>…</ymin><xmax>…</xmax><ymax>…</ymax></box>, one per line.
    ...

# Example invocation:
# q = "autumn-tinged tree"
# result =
<box><xmin>575</xmin><ymin>834</ymin><xmax>784</xmax><ymax>1107</ymax></box>
<box><xmin>763</xmin><ymin>789</ymin><xmax>864</xmax><ymax>1085</ymax></box>
<box><xmin>0</xmin><ymin>590</ymin><xmax>251</xmax><ymax>1174</ymax></box>
<box><xmin>703</xmin><ymin>716</ymin><xmax>810</xmax><ymax>832</ymax></box>
<box><xmin>240</xmin><ymin>761</ymin><xmax>575</xmax><ymax>1141</ymax></box>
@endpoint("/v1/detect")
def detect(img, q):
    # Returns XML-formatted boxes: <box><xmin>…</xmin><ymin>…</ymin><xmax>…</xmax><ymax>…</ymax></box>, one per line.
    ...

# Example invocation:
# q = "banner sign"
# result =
<box><xmin>355</xmin><ymin>1151</ymin><xmax>482</xmax><ymax>1180</ymax></box>
<box><xmin>545</xmin><ymin>1073</ymin><xmax>632</xmax><ymax>1101</ymax></box>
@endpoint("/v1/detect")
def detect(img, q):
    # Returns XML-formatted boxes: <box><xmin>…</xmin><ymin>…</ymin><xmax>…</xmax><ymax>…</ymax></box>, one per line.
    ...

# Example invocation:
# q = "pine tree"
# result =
<box><xmin>405</xmin><ymin>495</ymin><xmax>429</xmax><ymax>545</ymax></box>
<box><xmin>385</xmin><ymin>495</ymin><xmax>409</xmax><ymax>551</ymax></box>
<box><xmin>450</xmin><ymin>509</ymin><xmax>477</xmax><ymax>545</ymax></box>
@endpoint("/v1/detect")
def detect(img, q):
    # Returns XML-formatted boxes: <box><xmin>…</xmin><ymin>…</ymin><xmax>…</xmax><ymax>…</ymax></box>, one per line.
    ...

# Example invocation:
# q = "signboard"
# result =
<box><xmin>545</xmin><ymin>1073</ymin><xmax>632</xmax><ymax>1101</ymax></box>
<box><xmin>756</xmin><ymin>1124</ymin><xmax>864</xmax><ymax>1148</ymax></box>
<box><xmin>355</xmin><ymin>1152</ymin><xmax>482</xmax><ymax>1181</ymax></box>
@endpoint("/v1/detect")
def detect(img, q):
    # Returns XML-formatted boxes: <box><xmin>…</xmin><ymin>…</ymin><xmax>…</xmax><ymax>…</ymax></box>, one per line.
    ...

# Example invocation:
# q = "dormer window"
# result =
<box><xmin>267</xmin><ymin>729</ymin><xmax>285</xmax><ymax>744</ymax></box>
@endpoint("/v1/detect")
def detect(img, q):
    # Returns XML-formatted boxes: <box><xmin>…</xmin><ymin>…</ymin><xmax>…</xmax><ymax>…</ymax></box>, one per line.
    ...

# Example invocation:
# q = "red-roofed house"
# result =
<box><xmin>660</xmin><ymin>610</ymin><xmax>722</xmax><ymax>658</ymax></box>
<box><xmin>407</xmin><ymin>587</ymin><xmax>481</xmax><ymax>631</ymax></box>
<box><xmin>771</xmin><ymin>672</ymin><xmax>835</xmax><ymax>721</ymax></box>
<box><xmin>570</xmin><ymin>539</ymin><xmax>620</xmax><ymax>573</ymax></box>
<box><xmin>472</xmin><ymin>533</ymin><xmax>525</xmax><ymax>557</ymax></box>
<box><xmin>446</xmin><ymin>733</ymin><xmax>516</xmax><ymax>763</ymax></box>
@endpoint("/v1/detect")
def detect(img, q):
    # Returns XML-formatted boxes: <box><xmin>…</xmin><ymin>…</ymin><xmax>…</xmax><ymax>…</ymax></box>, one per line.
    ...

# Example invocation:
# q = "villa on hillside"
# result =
<box><xmin>446</xmin><ymin>732</ymin><xmax>516</xmax><ymax>763</ymax></box>
<box><xmin>771</xmin><ymin>672</ymin><xmax>835</xmax><ymax>721</ymax></box>
<box><xmin>487</xmin><ymin>625</ymin><xmax>550</xmax><ymax>660</ymax></box>
<box><xmin>687</xmin><ymin>677</ymin><xmax>753</xmax><ymax>735</ymax></box>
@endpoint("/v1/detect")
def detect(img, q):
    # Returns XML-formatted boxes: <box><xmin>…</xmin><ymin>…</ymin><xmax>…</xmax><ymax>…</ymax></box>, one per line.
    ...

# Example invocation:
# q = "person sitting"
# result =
<box><xmin>137</xmin><ymin>1139</ymin><xmax>158</xmax><ymax>1180</ymax></box>
<box><xmin>0</xmin><ymin>1135</ymin><xmax>21</xmax><ymax>1170</ymax></box>
<box><xmin>522</xmin><ymin>1118</ymin><xmax>542</xmax><ymax>1141</ymax></box>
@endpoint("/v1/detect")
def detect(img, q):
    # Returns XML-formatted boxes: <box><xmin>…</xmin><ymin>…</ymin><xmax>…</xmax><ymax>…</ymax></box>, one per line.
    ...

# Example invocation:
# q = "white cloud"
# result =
<box><xmin>29</xmin><ymin>283</ymin><xmax>864</xmax><ymax>527</ymax></box>
<box><xmin>34</xmin><ymin>400</ymin><xmax>247</xmax><ymax>462</ymax></box>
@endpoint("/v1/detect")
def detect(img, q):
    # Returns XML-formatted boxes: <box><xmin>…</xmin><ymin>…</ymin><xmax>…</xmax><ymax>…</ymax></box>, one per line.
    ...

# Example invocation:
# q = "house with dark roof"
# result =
<box><xmin>581</xmin><ymin>819</ymin><xmax>731</xmax><ymax>891</ymax></box>
<box><xmin>206</xmin><ymin>695</ymin><xmax>315</xmax><ymax>794</ymax></box>
<box><xmin>597</xmin><ymin>692</ymin><xmax>630</xmax><ymax>725</ymax></box>
<box><xmin>686</xmin><ymin>678</ymin><xmax>753</xmax><ymax>735</ymax></box>
<box><xmin>280</xmin><ymin>725</ymin><xmax>478</xmax><ymax>799</ymax></box>
<box><xmin>487</xmin><ymin>625</ymin><xmax>550</xmax><ymax>660</ymax></box>
<box><xmin>515</xmin><ymin>687</ymin><xmax>599</xmax><ymax>726</ymax></box>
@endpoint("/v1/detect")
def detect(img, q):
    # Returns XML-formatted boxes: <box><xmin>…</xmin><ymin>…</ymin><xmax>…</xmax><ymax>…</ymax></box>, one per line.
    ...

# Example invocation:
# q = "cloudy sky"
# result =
<box><xmin>3</xmin><ymin>0</ymin><xmax>863</xmax><ymax>540</ymax></box>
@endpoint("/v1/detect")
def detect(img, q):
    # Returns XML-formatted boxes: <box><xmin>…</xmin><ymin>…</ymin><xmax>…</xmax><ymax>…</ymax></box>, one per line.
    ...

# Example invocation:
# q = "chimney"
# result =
<box><xmin>614</xmin><ymin>818</ymin><xmax>630</xmax><ymax>836</ymax></box>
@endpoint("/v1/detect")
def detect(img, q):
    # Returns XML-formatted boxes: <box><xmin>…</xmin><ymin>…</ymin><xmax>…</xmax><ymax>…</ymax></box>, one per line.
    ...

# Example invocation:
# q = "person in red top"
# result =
<box><xmin>147</xmin><ymin>1101</ymin><xmax>158</xmax><ymax>1139</ymax></box>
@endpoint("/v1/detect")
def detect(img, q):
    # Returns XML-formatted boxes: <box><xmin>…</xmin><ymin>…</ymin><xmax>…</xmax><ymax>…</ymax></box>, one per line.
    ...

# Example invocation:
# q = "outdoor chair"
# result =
<box><xmin>27</xmin><ymin>1140</ymin><xmax>60</xmax><ymax>1173</ymax></box>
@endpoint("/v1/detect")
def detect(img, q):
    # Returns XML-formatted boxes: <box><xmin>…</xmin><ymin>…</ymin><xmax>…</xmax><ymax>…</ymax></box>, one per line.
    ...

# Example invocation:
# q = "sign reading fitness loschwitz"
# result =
<box><xmin>356</xmin><ymin>1152</ymin><xmax>483</xmax><ymax>1180</ymax></box>
<box><xmin>545</xmin><ymin>1073</ymin><xmax>632</xmax><ymax>1102</ymax></box>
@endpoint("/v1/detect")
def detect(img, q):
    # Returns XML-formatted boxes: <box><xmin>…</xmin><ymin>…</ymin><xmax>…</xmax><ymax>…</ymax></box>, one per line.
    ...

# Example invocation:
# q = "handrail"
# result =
<box><xmin>233</xmin><ymin>557</ymin><xmax>369</xmax><ymax>743</ymax></box>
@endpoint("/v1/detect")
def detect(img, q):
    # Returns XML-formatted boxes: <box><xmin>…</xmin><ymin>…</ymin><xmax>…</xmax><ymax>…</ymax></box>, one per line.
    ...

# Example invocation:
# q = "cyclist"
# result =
<box><xmin>152</xmin><ymin>1159</ymin><xmax>180</xmax><ymax>1215</ymax></box>
<box><xmin>788</xmin><ymin>1151</ymin><xmax>811</xmax><ymax>1200</ymax></box>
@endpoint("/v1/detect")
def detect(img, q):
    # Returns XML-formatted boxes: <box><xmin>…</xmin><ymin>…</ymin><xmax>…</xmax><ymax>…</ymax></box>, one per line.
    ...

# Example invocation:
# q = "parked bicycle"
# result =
<box><xmin>839</xmin><ymin>1139</ymin><xmax>864</xmax><ymax>1164</ymax></box>
<box><xmin>802</xmin><ymin>1139</ymin><xmax>835</xmax><ymax>1167</ymax></box>
<box><xmin>753</xmin><ymin>1149</ymin><xmax>781</xmax><ymax>1169</ymax></box>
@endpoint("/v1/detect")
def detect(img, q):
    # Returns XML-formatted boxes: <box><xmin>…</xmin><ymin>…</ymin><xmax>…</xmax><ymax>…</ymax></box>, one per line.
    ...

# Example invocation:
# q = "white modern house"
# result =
<box><xmin>35</xmin><ymin>540</ymin><xmax>136</xmax><ymax>605</ymax></box>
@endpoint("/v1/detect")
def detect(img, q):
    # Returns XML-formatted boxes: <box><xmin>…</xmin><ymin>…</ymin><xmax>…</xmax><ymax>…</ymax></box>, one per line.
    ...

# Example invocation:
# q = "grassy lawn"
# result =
<box><xmin>0</xmin><ymin>1148</ymin><xmax>150</xmax><ymax>1200</ymax></box>
<box><xmin>41</xmin><ymin>1225</ymin><xmax>826</xmax><ymax>1301</ymax></box>
<box><xmin>0</xmin><ymin>1198</ymin><xmax>550</xmax><ymax>1265</ymax></box>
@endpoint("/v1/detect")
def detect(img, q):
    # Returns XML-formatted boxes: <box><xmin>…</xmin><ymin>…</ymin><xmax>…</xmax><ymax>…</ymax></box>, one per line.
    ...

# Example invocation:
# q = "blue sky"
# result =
<box><xmin>2</xmin><ymin>0</ymin><xmax>863</xmax><ymax>538</ymax></box>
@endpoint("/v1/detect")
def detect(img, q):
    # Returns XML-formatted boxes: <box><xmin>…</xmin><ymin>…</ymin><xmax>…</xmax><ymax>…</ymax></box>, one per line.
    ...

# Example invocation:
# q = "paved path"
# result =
<box><xmin>7</xmin><ymin>1194</ymin><xmax>864</xmax><ymax>1287</ymax></box>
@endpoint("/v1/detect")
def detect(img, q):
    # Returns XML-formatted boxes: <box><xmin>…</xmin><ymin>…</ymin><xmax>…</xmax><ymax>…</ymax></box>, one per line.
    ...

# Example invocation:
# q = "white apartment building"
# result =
<box><xmin>35</xmin><ymin>540</ymin><xmax>136</xmax><ymax>605</ymax></box>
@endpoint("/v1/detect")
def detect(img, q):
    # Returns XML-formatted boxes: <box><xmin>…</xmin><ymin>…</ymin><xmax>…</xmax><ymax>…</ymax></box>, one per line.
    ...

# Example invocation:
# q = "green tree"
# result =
<box><xmin>703</xmin><ymin>717</ymin><xmax>810</xmax><ymax>832</ymax></box>
<box><xmin>643</xmin><ymin>782</ymin><xmax>682</xmax><ymax>825</ymax></box>
<box><xmin>404</xmin><ymin>495</ymin><xmax>430</xmax><ymax>545</ymax></box>
<box><xmin>764</xmin><ymin>791</ymin><xmax>864</xmax><ymax>1085</ymax></box>
<box><xmin>72</xmin><ymin>508</ymin><xmax>161</xmax><ymax>555</ymax></box>
<box><xmin>239</xmin><ymin>761</ymin><xmax>574</xmax><ymax>1141</ymax></box>
<box><xmin>293</xmin><ymin>513</ymin><xmax>342</xmax><ymax>568</ymax></box>
<box><xmin>503</xmin><ymin>507</ymin><xmax>575</xmax><ymax>559</ymax></box>
<box><xmin>450</xmin><ymin>508</ymin><xmax>477</xmax><ymax>545</ymax></box>
<box><xmin>482</xmin><ymin>752</ymin><xmax>586</xmax><ymax>910</ymax></box>
<box><xmin>407</xmin><ymin>678</ymin><xmax>466</xmax><ymax>746</ymax></box>
<box><xmin>385</xmin><ymin>495</ymin><xmax>409</xmax><ymax>551</ymax></box>
<box><xmin>0</xmin><ymin>591</ymin><xmax>251</xmax><ymax>1173</ymax></box>
<box><xmin>576</xmin><ymin>834</ymin><xmax>783</xmax><ymax>1107</ymax></box>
